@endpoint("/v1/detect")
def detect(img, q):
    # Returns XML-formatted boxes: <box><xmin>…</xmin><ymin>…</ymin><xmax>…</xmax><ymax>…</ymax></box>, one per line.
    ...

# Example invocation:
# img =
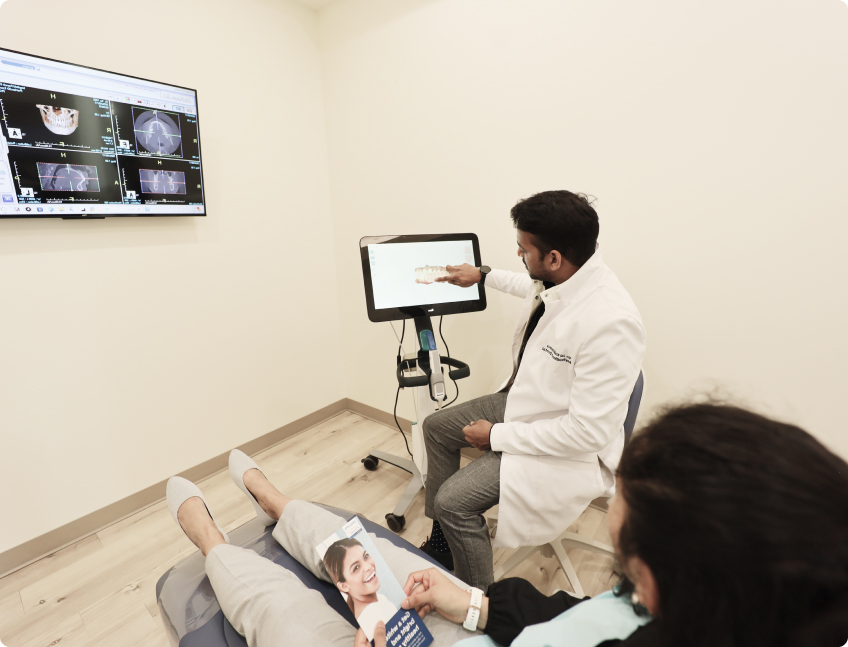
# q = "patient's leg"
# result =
<box><xmin>177</xmin><ymin>494</ymin><xmax>356</xmax><ymax>647</ymax></box>
<box><xmin>206</xmin><ymin>544</ymin><xmax>357</xmax><ymax>647</ymax></box>
<box><xmin>177</xmin><ymin>496</ymin><xmax>228</xmax><ymax>556</ymax></box>
<box><xmin>241</xmin><ymin>469</ymin><xmax>484</xmax><ymax>644</ymax></box>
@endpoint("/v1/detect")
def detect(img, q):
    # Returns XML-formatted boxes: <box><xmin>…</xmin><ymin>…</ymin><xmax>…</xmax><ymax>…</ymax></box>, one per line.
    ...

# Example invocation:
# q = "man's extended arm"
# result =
<box><xmin>437</xmin><ymin>264</ymin><xmax>534</xmax><ymax>298</ymax></box>
<box><xmin>490</xmin><ymin>316</ymin><xmax>645</xmax><ymax>457</ymax></box>
<box><xmin>484</xmin><ymin>268</ymin><xmax>534</xmax><ymax>298</ymax></box>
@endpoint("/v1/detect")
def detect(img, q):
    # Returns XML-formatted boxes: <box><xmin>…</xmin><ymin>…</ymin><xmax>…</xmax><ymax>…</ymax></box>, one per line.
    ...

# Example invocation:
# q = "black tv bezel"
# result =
<box><xmin>360</xmin><ymin>233</ymin><xmax>487</xmax><ymax>323</ymax></box>
<box><xmin>0</xmin><ymin>46</ymin><xmax>206</xmax><ymax>220</ymax></box>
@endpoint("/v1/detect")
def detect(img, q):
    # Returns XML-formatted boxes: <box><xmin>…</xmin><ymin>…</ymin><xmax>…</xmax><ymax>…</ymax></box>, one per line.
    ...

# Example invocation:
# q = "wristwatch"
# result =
<box><xmin>479</xmin><ymin>265</ymin><xmax>492</xmax><ymax>286</ymax></box>
<box><xmin>463</xmin><ymin>586</ymin><xmax>484</xmax><ymax>631</ymax></box>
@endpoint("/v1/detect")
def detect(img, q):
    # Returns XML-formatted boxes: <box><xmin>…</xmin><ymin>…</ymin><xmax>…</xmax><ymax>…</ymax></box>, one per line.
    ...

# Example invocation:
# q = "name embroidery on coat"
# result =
<box><xmin>542</xmin><ymin>345</ymin><xmax>572</xmax><ymax>363</ymax></box>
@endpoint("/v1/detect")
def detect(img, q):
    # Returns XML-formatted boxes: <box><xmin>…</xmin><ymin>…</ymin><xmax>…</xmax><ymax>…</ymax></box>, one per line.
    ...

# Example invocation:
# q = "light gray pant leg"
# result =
<box><xmin>205</xmin><ymin>544</ymin><xmax>356</xmax><ymax>647</ymax></box>
<box><xmin>423</xmin><ymin>393</ymin><xmax>508</xmax><ymax>519</ymax></box>
<box><xmin>272</xmin><ymin>500</ymin><xmax>483</xmax><ymax>645</ymax></box>
<box><xmin>270</xmin><ymin>500</ymin><xmax>348</xmax><ymax>580</ymax></box>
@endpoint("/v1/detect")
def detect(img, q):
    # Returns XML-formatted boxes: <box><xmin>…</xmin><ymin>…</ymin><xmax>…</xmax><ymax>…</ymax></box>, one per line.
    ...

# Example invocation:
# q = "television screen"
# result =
<box><xmin>360</xmin><ymin>233</ymin><xmax>487</xmax><ymax>322</ymax></box>
<box><xmin>0</xmin><ymin>47</ymin><xmax>205</xmax><ymax>218</ymax></box>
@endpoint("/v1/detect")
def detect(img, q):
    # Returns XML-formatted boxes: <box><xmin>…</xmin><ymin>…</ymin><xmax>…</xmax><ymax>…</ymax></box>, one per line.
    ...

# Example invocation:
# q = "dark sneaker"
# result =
<box><xmin>420</xmin><ymin>537</ymin><xmax>454</xmax><ymax>571</ymax></box>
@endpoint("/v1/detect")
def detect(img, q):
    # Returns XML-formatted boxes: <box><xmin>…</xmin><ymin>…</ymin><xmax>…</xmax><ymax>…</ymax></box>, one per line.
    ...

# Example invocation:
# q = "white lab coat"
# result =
<box><xmin>486</xmin><ymin>251</ymin><xmax>646</xmax><ymax>548</ymax></box>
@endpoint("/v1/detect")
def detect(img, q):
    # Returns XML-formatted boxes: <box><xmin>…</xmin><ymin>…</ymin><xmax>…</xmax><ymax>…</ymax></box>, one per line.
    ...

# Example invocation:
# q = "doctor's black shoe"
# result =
<box><xmin>420</xmin><ymin>537</ymin><xmax>454</xmax><ymax>571</ymax></box>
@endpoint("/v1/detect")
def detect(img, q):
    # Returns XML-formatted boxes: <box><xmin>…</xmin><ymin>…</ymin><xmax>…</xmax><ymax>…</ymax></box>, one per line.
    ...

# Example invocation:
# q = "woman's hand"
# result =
<box><xmin>402</xmin><ymin>568</ymin><xmax>477</xmax><ymax>624</ymax></box>
<box><xmin>354</xmin><ymin>622</ymin><xmax>386</xmax><ymax>647</ymax></box>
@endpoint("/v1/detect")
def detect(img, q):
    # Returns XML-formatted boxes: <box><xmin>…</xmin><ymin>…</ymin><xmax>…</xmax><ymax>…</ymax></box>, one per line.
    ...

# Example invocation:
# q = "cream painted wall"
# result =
<box><xmin>0</xmin><ymin>0</ymin><xmax>342</xmax><ymax>553</ymax></box>
<box><xmin>2</xmin><ymin>0</ymin><xmax>846</xmax><ymax>559</ymax></box>
<box><xmin>319</xmin><ymin>0</ymin><xmax>848</xmax><ymax>458</ymax></box>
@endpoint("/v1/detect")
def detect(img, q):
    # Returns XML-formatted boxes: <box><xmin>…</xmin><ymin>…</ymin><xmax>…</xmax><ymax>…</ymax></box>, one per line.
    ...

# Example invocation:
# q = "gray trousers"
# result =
<box><xmin>423</xmin><ymin>393</ymin><xmax>508</xmax><ymax>590</ymax></box>
<box><xmin>205</xmin><ymin>500</ymin><xmax>481</xmax><ymax>647</ymax></box>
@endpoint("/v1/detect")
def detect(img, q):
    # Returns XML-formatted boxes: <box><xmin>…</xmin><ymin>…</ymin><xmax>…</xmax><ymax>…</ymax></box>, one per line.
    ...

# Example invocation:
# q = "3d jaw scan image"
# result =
<box><xmin>139</xmin><ymin>169</ymin><xmax>186</xmax><ymax>194</ymax></box>
<box><xmin>414</xmin><ymin>265</ymin><xmax>451</xmax><ymax>284</ymax></box>
<box><xmin>37</xmin><ymin>163</ymin><xmax>101</xmax><ymax>192</ymax></box>
<box><xmin>133</xmin><ymin>109</ymin><xmax>181</xmax><ymax>155</ymax></box>
<box><xmin>35</xmin><ymin>104</ymin><xmax>80</xmax><ymax>136</ymax></box>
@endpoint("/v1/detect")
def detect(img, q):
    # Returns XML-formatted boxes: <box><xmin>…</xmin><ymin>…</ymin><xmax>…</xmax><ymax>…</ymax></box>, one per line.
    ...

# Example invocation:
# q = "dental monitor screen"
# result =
<box><xmin>360</xmin><ymin>233</ymin><xmax>487</xmax><ymax>322</ymax></box>
<box><xmin>0</xmin><ymin>47</ymin><xmax>205</xmax><ymax>218</ymax></box>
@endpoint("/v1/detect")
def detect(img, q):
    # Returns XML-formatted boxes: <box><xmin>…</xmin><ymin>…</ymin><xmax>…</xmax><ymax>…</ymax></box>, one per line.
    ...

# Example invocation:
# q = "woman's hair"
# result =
<box><xmin>616</xmin><ymin>402</ymin><xmax>848</xmax><ymax>647</ymax></box>
<box><xmin>323</xmin><ymin>537</ymin><xmax>364</xmax><ymax>615</ymax></box>
<box><xmin>324</xmin><ymin>537</ymin><xmax>363</xmax><ymax>583</ymax></box>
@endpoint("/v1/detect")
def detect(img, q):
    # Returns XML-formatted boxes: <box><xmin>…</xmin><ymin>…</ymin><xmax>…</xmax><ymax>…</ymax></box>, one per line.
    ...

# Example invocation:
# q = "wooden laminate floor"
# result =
<box><xmin>0</xmin><ymin>411</ymin><xmax>619</xmax><ymax>647</ymax></box>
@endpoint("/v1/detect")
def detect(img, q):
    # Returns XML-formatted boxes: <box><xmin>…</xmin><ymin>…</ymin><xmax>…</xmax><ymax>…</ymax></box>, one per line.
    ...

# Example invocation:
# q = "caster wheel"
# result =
<box><xmin>386</xmin><ymin>513</ymin><xmax>405</xmax><ymax>532</ymax></box>
<box><xmin>362</xmin><ymin>456</ymin><xmax>379</xmax><ymax>471</ymax></box>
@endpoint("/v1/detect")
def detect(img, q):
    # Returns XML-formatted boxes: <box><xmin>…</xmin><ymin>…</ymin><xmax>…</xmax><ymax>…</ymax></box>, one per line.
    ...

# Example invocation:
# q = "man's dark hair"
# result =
<box><xmin>615</xmin><ymin>403</ymin><xmax>848</xmax><ymax>647</ymax></box>
<box><xmin>510</xmin><ymin>190</ymin><xmax>599</xmax><ymax>267</ymax></box>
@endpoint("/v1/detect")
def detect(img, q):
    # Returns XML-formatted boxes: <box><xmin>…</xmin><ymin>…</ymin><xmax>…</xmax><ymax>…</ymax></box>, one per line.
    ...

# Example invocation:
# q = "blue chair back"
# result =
<box><xmin>623</xmin><ymin>371</ymin><xmax>644</xmax><ymax>446</ymax></box>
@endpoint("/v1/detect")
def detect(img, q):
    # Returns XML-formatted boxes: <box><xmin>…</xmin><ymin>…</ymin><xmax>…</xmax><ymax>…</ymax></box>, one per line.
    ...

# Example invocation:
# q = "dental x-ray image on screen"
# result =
<box><xmin>36</xmin><ymin>104</ymin><xmax>80</xmax><ymax>136</ymax></box>
<box><xmin>139</xmin><ymin>169</ymin><xmax>186</xmax><ymax>194</ymax></box>
<box><xmin>360</xmin><ymin>233</ymin><xmax>487</xmax><ymax>322</ymax></box>
<box><xmin>37</xmin><ymin>163</ymin><xmax>101</xmax><ymax>192</ymax></box>
<box><xmin>133</xmin><ymin>108</ymin><xmax>183</xmax><ymax>156</ymax></box>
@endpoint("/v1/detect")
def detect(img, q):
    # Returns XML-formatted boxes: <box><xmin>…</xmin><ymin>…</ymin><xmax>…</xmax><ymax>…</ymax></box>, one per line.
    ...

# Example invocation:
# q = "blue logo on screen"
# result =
<box><xmin>1</xmin><ymin>195</ymin><xmax>13</xmax><ymax>203</ymax></box>
<box><xmin>37</xmin><ymin>207</ymin><xmax>44</xmax><ymax>212</ymax></box>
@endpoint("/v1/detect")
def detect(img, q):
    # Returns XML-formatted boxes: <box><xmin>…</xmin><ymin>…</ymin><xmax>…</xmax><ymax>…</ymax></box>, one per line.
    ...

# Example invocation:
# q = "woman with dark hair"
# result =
<box><xmin>323</xmin><ymin>537</ymin><xmax>398</xmax><ymax>638</ymax></box>
<box><xmin>388</xmin><ymin>403</ymin><xmax>848</xmax><ymax>647</ymax></box>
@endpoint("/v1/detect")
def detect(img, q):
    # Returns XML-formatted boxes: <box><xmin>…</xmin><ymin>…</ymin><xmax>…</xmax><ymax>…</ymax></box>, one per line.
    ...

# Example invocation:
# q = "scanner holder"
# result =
<box><xmin>396</xmin><ymin>316</ymin><xmax>470</xmax><ymax>401</ymax></box>
<box><xmin>362</xmin><ymin>315</ymin><xmax>471</xmax><ymax>532</ymax></box>
<box><xmin>395</xmin><ymin>355</ymin><xmax>470</xmax><ymax>389</ymax></box>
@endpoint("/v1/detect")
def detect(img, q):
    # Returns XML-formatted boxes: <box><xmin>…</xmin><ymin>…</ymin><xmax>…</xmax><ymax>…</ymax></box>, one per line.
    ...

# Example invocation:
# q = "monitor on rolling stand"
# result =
<box><xmin>359</xmin><ymin>233</ymin><xmax>485</xmax><ymax>531</ymax></box>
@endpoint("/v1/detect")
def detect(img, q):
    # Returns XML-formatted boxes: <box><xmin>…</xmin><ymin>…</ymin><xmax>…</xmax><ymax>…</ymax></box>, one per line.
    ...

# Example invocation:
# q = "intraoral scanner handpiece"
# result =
<box><xmin>420</xmin><ymin>330</ymin><xmax>446</xmax><ymax>401</ymax></box>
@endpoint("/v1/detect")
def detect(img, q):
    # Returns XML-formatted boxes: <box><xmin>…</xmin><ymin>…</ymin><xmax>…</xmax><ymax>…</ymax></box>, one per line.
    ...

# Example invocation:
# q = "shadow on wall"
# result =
<box><xmin>319</xmin><ymin>0</ymin><xmax>447</xmax><ymax>47</ymax></box>
<box><xmin>0</xmin><ymin>217</ymin><xmax>203</xmax><ymax>257</ymax></box>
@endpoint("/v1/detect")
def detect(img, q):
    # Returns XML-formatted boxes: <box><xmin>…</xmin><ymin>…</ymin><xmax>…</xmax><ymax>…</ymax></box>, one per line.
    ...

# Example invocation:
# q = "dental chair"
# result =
<box><xmin>156</xmin><ymin>504</ymin><xmax>445</xmax><ymax>647</ymax></box>
<box><xmin>489</xmin><ymin>372</ymin><xmax>644</xmax><ymax>598</ymax></box>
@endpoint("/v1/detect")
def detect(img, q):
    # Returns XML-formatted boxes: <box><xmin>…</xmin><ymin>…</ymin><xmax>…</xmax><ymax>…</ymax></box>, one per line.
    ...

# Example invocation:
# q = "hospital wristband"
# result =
<box><xmin>463</xmin><ymin>587</ymin><xmax>484</xmax><ymax>631</ymax></box>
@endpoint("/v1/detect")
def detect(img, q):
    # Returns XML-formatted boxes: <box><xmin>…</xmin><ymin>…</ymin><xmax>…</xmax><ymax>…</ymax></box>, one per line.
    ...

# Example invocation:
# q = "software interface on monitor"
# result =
<box><xmin>368</xmin><ymin>240</ymin><xmax>481</xmax><ymax>310</ymax></box>
<box><xmin>0</xmin><ymin>49</ymin><xmax>205</xmax><ymax>216</ymax></box>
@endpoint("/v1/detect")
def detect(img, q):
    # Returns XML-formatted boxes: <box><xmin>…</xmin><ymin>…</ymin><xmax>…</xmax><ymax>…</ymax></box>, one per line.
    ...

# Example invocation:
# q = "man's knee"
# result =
<box><xmin>432</xmin><ymin>485</ymin><xmax>452</xmax><ymax>522</ymax></box>
<box><xmin>433</xmin><ymin>480</ymin><xmax>474</xmax><ymax>522</ymax></box>
<box><xmin>423</xmin><ymin>408</ymin><xmax>452</xmax><ymax>445</ymax></box>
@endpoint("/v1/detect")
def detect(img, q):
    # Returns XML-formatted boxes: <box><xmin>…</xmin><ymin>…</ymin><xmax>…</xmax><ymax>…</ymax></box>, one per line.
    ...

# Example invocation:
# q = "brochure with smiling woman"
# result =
<box><xmin>317</xmin><ymin>518</ymin><xmax>433</xmax><ymax>646</ymax></box>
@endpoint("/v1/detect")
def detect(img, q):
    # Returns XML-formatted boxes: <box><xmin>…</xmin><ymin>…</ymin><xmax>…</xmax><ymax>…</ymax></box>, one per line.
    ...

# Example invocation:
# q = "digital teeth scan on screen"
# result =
<box><xmin>0</xmin><ymin>49</ymin><xmax>205</xmax><ymax>217</ymax></box>
<box><xmin>369</xmin><ymin>240</ymin><xmax>479</xmax><ymax>310</ymax></box>
<box><xmin>414</xmin><ymin>265</ymin><xmax>451</xmax><ymax>284</ymax></box>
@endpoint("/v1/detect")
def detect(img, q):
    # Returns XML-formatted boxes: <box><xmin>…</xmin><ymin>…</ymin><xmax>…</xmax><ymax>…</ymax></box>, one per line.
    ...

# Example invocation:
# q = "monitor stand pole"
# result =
<box><xmin>362</xmin><ymin>378</ymin><xmax>436</xmax><ymax>532</ymax></box>
<box><xmin>362</xmin><ymin>316</ymin><xmax>470</xmax><ymax>532</ymax></box>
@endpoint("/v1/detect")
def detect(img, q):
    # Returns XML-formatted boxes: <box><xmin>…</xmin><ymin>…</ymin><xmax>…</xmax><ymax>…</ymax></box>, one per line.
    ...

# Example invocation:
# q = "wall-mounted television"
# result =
<box><xmin>0</xmin><ymin>47</ymin><xmax>205</xmax><ymax>219</ymax></box>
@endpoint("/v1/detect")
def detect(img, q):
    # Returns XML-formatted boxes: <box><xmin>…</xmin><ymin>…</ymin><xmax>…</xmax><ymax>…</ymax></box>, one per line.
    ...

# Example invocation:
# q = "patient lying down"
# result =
<box><xmin>168</xmin><ymin>403</ymin><xmax>848</xmax><ymax>647</ymax></box>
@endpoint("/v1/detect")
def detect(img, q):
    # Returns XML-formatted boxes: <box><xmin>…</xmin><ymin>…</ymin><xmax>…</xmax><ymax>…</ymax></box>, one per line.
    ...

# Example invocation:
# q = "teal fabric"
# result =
<box><xmin>454</xmin><ymin>590</ymin><xmax>653</xmax><ymax>647</ymax></box>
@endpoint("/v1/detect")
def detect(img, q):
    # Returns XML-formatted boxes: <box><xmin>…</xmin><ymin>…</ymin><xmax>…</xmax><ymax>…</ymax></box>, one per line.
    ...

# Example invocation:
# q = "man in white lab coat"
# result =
<box><xmin>421</xmin><ymin>190</ymin><xmax>646</xmax><ymax>589</ymax></box>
